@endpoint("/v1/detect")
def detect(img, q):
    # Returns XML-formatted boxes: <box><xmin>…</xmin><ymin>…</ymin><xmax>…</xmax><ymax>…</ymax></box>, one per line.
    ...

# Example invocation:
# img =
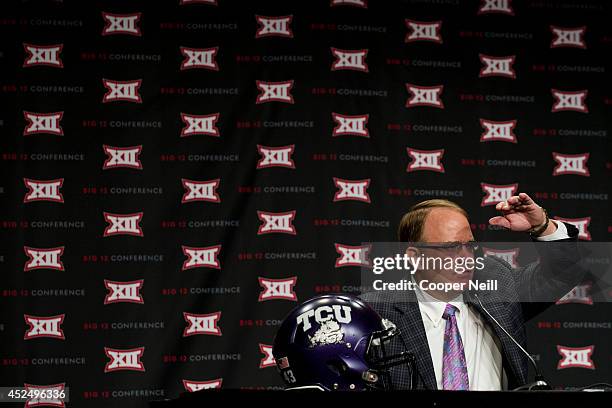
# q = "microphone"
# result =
<box><xmin>472</xmin><ymin>293</ymin><xmax>551</xmax><ymax>391</ymax></box>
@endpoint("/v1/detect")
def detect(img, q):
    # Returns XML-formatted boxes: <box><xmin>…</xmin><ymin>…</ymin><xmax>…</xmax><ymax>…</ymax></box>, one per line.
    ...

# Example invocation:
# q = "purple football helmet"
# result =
<box><xmin>272</xmin><ymin>294</ymin><xmax>414</xmax><ymax>391</ymax></box>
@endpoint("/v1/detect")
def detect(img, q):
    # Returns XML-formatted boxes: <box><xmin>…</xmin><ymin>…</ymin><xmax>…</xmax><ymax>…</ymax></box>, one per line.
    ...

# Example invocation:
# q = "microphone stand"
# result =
<box><xmin>473</xmin><ymin>293</ymin><xmax>551</xmax><ymax>391</ymax></box>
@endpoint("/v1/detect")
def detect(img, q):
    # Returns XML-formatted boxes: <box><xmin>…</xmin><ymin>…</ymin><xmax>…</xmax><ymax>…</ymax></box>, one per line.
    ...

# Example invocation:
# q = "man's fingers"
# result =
<box><xmin>496</xmin><ymin>200</ymin><xmax>516</xmax><ymax>212</ymax></box>
<box><xmin>500</xmin><ymin>194</ymin><xmax>536</xmax><ymax>211</ymax></box>
<box><xmin>507</xmin><ymin>196</ymin><xmax>520</xmax><ymax>205</ymax></box>
<box><xmin>496</xmin><ymin>201</ymin><xmax>511</xmax><ymax>211</ymax></box>
<box><xmin>518</xmin><ymin>192</ymin><xmax>534</xmax><ymax>205</ymax></box>
<box><xmin>489</xmin><ymin>216</ymin><xmax>511</xmax><ymax>228</ymax></box>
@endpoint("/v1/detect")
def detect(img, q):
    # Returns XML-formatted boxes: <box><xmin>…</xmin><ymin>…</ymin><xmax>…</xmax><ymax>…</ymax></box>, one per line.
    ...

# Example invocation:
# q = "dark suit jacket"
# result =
<box><xmin>360</xmin><ymin>222</ymin><xmax>584</xmax><ymax>390</ymax></box>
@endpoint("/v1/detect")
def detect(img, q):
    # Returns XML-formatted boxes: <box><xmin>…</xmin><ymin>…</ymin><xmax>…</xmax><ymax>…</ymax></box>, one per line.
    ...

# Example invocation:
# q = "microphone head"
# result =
<box><xmin>529</xmin><ymin>379</ymin><xmax>551</xmax><ymax>391</ymax></box>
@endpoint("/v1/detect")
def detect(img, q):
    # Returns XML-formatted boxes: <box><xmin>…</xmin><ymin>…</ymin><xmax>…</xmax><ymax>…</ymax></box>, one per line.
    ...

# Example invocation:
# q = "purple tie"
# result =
<box><xmin>442</xmin><ymin>303</ymin><xmax>469</xmax><ymax>390</ymax></box>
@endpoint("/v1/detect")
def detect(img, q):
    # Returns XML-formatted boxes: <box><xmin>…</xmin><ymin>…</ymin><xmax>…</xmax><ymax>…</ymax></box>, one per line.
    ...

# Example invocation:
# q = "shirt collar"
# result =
<box><xmin>413</xmin><ymin>277</ymin><xmax>466</xmax><ymax>328</ymax></box>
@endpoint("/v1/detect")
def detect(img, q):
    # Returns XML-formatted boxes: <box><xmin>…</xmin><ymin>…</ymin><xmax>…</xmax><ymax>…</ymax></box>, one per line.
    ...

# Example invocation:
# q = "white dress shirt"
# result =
<box><xmin>532</xmin><ymin>220</ymin><xmax>568</xmax><ymax>241</ymax></box>
<box><xmin>415</xmin><ymin>221</ymin><xmax>570</xmax><ymax>390</ymax></box>
<box><xmin>415</xmin><ymin>286</ymin><xmax>506</xmax><ymax>390</ymax></box>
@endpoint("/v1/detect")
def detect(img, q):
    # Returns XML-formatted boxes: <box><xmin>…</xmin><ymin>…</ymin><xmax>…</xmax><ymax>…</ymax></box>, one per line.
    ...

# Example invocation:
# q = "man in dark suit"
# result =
<box><xmin>361</xmin><ymin>193</ymin><xmax>584</xmax><ymax>391</ymax></box>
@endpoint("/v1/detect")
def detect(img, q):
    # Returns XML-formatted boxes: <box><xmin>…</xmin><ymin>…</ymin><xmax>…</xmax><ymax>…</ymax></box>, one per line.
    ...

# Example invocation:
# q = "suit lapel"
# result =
<box><xmin>465</xmin><ymin>290</ymin><xmax>527</xmax><ymax>386</ymax></box>
<box><xmin>392</xmin><ymin>293</ymin><xmax>438</xmax><ymax>390</ymax></box>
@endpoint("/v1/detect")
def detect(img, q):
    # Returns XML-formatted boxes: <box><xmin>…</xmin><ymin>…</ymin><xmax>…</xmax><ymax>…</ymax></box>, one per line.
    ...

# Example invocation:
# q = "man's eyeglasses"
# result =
<box><xmin>413</xmin><ymin>241</ymin><xmax>481</xmax><ymax>254</ymax></box>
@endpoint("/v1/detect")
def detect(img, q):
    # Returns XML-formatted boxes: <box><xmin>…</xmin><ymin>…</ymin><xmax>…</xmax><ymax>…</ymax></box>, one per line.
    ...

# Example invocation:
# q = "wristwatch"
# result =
<box><xmin>528</xmin><ymin>207</ymin><xmax>550</xmax><ymax>237</ymax></box>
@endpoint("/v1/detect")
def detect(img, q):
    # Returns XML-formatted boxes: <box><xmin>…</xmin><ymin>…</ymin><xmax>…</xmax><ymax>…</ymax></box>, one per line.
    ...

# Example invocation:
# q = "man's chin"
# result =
<box><xmin>454</xmin><ymin>271</ymin><xmax>474</xmax><ymax>282</ymax></box>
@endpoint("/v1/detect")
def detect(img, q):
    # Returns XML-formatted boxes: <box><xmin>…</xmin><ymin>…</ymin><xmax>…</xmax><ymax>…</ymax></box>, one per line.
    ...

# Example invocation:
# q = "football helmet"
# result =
<box><xmin>272</xmin><ymin>294</ymin><xmax>415</xmax><ymax>391</ymax></box>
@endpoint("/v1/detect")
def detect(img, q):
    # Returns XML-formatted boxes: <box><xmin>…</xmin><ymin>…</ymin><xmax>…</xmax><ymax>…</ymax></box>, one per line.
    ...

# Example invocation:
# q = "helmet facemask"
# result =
<box><xmin>362</xmin><ymin>319</ymin><xmax>416</xmax><ymax>390</ymax></box>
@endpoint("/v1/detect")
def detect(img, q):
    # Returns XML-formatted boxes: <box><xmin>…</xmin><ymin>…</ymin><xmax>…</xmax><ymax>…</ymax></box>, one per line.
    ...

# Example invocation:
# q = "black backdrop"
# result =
<box><xmin>0</xmin><ymin>0</ymin><xmax>610</xmax><ymax>406</ymax></box>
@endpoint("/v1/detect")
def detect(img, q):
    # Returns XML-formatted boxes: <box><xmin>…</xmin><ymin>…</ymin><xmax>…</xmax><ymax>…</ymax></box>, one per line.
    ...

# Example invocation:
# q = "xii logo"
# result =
<box><xmin>481</xmin><ymin>183</ymin><xmax>518</xmax><ymax>206</ymax></box>
<box><xmin>101</xmin><ymin>12</ymin><xmax>142</xmax><ymax>36</ymax></box>
<box><xmin>405</xmin><ymin>19</ymin><xmax>442</xmax><ymax>43</ymax></box>
<box><xmin>102</xmin><ymin>79</ymin><xmax>142</xmax><ymax>103</ymax></box>
<box><xmin>256</xmin><ymin>80</ymin><xmax>294</xmax><ymax>104</ymax></box>
<box><xmin>258</xmin><ymin>277</ymin><xmax>297</xmax><ymax>301</ymax></box>
<box><xmin>104</xmin><ymin>347</ymin><xmax>145</xmax><ymax>372</ymax></box>
<box><xmin>23</xmin><ymin>43</ymin><xmax>63</xmax><ymax>68</ymax></box>
<box><xmin>255</xmin><ymin>15</ymin><xmax>293</xmax><ymax>38</ymax></box>
<box><xmin>23</xmin><ymin>111</ymin><xmax>64</xmax><ymax>136</ymax></box>
<box><xmin>24</xmin><ymin>314</ymin><xmax>65</xmax><ymax>340</ymax></box>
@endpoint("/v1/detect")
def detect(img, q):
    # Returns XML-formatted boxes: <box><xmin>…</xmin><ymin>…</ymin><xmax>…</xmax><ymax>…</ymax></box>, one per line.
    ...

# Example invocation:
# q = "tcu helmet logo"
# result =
<box><xmin>405</xmin><ymin>84</ymin><xmax>444</xmax><ymax>108</ymax></box>
<box><xmin>332</xmin><ymin>113</ymin><xmax>369</xmax><ymax>138</ymax></box>
<box><xmin>255</xmin><ymin>15</ymin><xmax>293</xmax><ymax>38</ymax></box>
<box><xmin>180</xmin><ymin>113</ymin><xmax>220</xmax><ymax>137</ymax></box>
<box><xmin>180</xmin><ymin>47</ymin><xmax>219</xmax><ymax>70</ymax></box>
<box><xmin>182</xmin><ymin>245</ymin><xmax>222</xmax><ymax>270</ymax></box>
<box><xmin>258</xmin><ymin>277</ymin><xmax>298</xmax><ymax>301</ymax></box>
<box><xmin>104</xmin><ymin>347</ymin><xmax>145</xmax><ymax>372</ymax></box>
<box><xmin>479</xmin><ymin>54</ymin><xmax>516</xmax><ymax>78</ymax></box>
<box><xmin>183</xmin><ymin>312</ymin><xmax>222</xmax><ymax>336</ymax></box>
<box><xmin>103</xmin><ymin>145</ymin><xmax>143</xmax><ymax>170</ymax></box>
<box><xmin>23</xmin><ymin>43</ymin><xmax>63</xmax><ymax>68</ymax></box>
<box><xmin>183</xmin><ymin>379</ymin><xmax>223</xmax><ymax>392</ymax></box>
<box><xmin>104</xmin><ymin>279</ymin><xmax>144</xmax><ymax>305</ymax></box>
<box><xmin>330</xmin><ymin>0</ymin><xmax>367</xmax><ymax>7</ymax></box>
<box><xmin>23</xmin><ymin>178</ymin><xmax>64</xmax><ymax>203</ymax></box>
<box><xmin>24</xmin><ymin>246</ymin><xmax>65</xmax><ymax>271</ymax></box>
<box><xmin>556</xmin><ymin>282</ymin><xmax>593</xmax><ymax>305</ymax></box>
<box><xmin>481</xmin><ymin>183</ymin><xmax>518</xmax><ymax>206</ymax></box>
<box><xmin>259</xmin><ymin>344</ymin><xmax>276</xmax><ymax>368</ymax></box>
<box><xmin>554</xmin><ymin>216</ymin><xmax>591</xmax><ymax>241</ymax></box>
<box><xmin>257</xmin><ymin>145</ymin><xmax>295</xmax><ymax>169</ymax></box>
<box><xmin>296</xmin><ymin>304</ymin><xmax>352</xmax><ymax>332</ymax></box>
<box><xmin>103</xmin><ymin>212</ymin><xmax>144</xmax><ymax>237</ymax></box>
<box><xmin>551</xmin><ymin>89</ymin><xmax>588</xmax><ymax>113</ymax></box>
<box><xmin>550</xmin><ymin>26</ymin><xmax>587</xmax><ymax>49</ymax></box>
<box><xmin>257</xmin><ymin>211</ymin><xmax>297</xmax><ymax>235</ymax></box>
<box><xmin>24</xmin><ymin>383</ymin><xmax>66</xmax><ymax>408</ymax></box>
<box><xmin>406</xmin><ymin>148</ymin><xmax>445</xmax><ymax>172</ymax></box>
<box><xmin>557</xmin><ymin>345</ymin><xmax>595</xmax><ymax>369</ymax></box>
<box><xmin>482</xmin><ymin>247</ymin><xmax>519</xmax><ymax>268</ymax></box>
<box><xmin>480</xmin><ymin>119</ymin><xmax>517</xmax><ymax>143</ymax></box>
<box><xmin>256</xmin><ymin>80</ymin><xmax>294</xmax><ymax>104</ymax></box>
<box><xmin>477</xmin><ymin>0</ymin><xmax>514</xmax><ymax>15</ymax></box>
<box><xmin>181</xmin><ymin>179</ymin><xmax>221</xmax><ymax>203</ymax></box>
<box><xmin>23</xmin><ymin>111</ymin><xmax>64</xmax><ymax>136</ymax></box>
<box><xmin>552</xmin><ymin>152</ymin><xmax>589</xmax><ymax>176</ymax></box>
<box><xmin>334</xmin><ymin>243</ymin><xmax>371</xmax><ymax>267</ymax></box>
<box><xmin>101</xmin><ymin>12</ymin><xmax>142</xmax><ymax>36</ymax></box>
<box><xmin>333</xmin><ymin>177</ymin><xmax>371</xmax><ymax>203</ymax></box>
<box><xmin>331</xmin><ymin>48</ymin><xmax>369</xmax><ymax>72</ymax></box>
<box><xmin>404</xmin><ymin>19</ymin><xmax>442</xmax><ymax>43</ymax></box>
<box><xmin>24</xmin><ymin>314</ymin><xmax>65</xmax><ymax>340</ymax></box>
<box><xmin>102</xmin><ymin>79</ymin><xmax>142</xmax><ymax>103</ymax></box>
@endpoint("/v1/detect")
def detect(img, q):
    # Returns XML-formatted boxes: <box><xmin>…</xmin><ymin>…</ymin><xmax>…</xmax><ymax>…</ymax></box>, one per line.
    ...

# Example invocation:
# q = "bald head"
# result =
<box><xmin>420</xmin><ymin>207</ymin><xmax>474</xmax><ymax>243</ymax></box>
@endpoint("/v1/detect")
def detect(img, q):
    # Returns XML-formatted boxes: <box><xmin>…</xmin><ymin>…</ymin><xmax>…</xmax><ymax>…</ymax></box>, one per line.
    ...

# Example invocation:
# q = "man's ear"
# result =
<box><xmin>405</xmin><ymin>246</ymin><xmax>420</xmax><ymax>258</ymax></box>
<box><xmin>405</xmin><ymin>246</ymin><xmax>421</xmax><ymax>273</ymax></box>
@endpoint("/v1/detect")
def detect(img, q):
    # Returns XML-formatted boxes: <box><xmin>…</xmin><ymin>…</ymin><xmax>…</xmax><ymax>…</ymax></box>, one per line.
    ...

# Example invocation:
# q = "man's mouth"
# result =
<box><xmin>455</xmin><ymin>270</ymin><xmax>473</xmax><ymax>280</ymax></box>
